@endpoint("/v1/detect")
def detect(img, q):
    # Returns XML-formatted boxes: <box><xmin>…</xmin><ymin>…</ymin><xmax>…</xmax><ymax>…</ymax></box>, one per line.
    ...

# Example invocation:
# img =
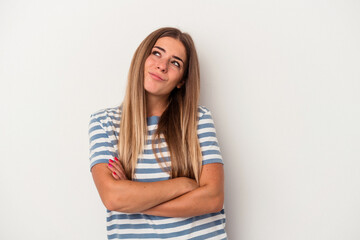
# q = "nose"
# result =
<box><xmin>157</xmin><ymin>59</ymin><xmax>168</xmax><ymax>73</ymax></box>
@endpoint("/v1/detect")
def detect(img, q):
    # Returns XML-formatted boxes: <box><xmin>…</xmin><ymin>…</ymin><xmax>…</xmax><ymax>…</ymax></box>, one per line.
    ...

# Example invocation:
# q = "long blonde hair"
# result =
<box><xmin>118</xmin><ymin>27</ymin><xmax>202</xmax><ymax>182</ymax></box>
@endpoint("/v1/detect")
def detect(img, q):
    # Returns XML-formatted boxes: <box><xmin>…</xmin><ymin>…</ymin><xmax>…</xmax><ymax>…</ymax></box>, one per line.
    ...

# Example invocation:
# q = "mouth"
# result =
<box><xmin>149</xmin><ymin>72</ymin><xmax>165</xmax><ymax>81</ymax></box>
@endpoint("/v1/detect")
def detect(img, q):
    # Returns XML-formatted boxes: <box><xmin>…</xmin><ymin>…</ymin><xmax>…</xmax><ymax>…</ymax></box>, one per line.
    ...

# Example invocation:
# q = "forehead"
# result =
<box><xmin>153</xmin><ymin>37</ymin><xmax>187</xmax><ymax>61</ymax></box>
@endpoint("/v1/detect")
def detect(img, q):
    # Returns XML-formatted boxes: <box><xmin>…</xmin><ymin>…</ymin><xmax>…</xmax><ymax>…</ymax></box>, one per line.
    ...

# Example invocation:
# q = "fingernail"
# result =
<box><xmin>115</xmin><ymin>157</ymin><xmax>119</xmax><ymax>161</ymax></box>
<box><xmin>109</xmin><ymin>159</ymin><xmax>114</xmax><ymax>163</ymax></box>
<box><xmin>113</xmin><ymin>171</ymin><xmax>117</xmax><ymax>175</ymax></box>
<box><xmin>108</xmin><ymin>163</ymin><xmax>112</xmax><ymax>167</ymax></box>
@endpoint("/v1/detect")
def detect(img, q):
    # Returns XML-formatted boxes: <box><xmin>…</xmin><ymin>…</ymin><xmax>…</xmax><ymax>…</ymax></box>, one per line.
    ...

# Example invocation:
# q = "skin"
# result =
<box><xmin>143</xmin><ymin>36</ymin><xmax>186</xmax><ymax>116</ymax></box>
<box><xmin>92</xmin><ymin>162</ymin><xmax>198</xmax><ymax>213</ymax></box>
<box><xmin>91</xmin><ymin>36</ymin><xmax>224</xmax><ymax>217</ymax></box>
<box><xmin>107</xmin><ymin>158</ymin><xmax>224</xmax><ymax>217</ymax></box>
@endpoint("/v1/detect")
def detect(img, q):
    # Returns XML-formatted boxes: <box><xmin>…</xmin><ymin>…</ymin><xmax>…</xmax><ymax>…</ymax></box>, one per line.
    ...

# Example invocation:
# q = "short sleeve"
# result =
<box><xmin>197</xmin><ymin>107</ymin><xmax>224</xmax><ymax>165</ymax></box>
<box><xmin>88</xmin><ymin>113</ymin><xmax>117</xmax><ymax>171</ymax></box>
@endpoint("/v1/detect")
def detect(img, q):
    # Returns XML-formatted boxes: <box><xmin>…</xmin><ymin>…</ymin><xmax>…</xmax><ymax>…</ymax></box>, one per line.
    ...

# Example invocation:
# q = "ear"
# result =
<box><xmin>176</xmin><ymin>80</ymin><xmax>185</xmax><ymax>89</ymax></box>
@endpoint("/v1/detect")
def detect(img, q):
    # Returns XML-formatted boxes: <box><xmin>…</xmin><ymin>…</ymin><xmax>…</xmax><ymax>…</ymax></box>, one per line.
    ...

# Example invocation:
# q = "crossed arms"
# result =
<box><xmin>91</xmin><ymin>159</ymin><xmax>224</xmax><ymax>218</ymax></box>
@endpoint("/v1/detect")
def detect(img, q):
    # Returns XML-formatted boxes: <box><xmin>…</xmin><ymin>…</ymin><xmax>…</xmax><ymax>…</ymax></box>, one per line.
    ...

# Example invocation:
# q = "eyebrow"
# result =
<box><xmin>154</xmin><ymin>46</ymin><xmax>184</xmax><ymax>64</ymax></box>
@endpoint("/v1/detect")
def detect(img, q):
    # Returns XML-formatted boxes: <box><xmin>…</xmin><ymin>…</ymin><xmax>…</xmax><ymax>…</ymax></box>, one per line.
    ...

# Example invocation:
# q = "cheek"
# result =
<box><xmin>144</xmin><ymin>57</ymin><xmax>151</xmax><ymax>71</ymax></box>
<box><xmin>171</xmin><ymin>69</ymin><xmax>184</xmax><ymax>82</ymax></box>
<box><xmin>145</xmin><ymin>55</ymin><xmax>157</xmax><ymax>68</ymax></box>
<box><xmin>144</xmin><ymin>55</ymin><xmax>157</xmax><ymax>72</ymax></box>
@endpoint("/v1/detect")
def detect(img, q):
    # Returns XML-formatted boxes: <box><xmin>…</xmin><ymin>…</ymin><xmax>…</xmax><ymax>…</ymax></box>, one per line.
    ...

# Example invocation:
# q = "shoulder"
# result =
<box><xmin>196</xmin><ymin>106</ymin><xmax>223</xmax><ymax>165</ymax></box>
<box><xmin>197</xmin><ymin>105</ymin><xmax>217</xmax><ymax>131</ymax></box>
<box><xmin>89</xmin><ymin>106</ymin><xmax>122</xmax><ymax>130</ymax></box>
<box><xmin>197</xmin><ymin>105</ymin><xmax>214</xmax><ymax>120</ymax></box>
<box><xmin>90</xmin><ymin>106</ymin><xmax>121</xmax><ymax>121</ymax></box>
<box><xmin>90</xmin><ymin>106</ymin><xmax>121</xmax><ymax>119</ymax></box>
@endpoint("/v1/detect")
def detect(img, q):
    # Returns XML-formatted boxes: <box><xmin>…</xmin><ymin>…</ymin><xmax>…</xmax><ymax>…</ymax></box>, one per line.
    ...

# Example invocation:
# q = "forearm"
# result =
<box><xmin>92</xmin><ymin>164</ymin><xmax>197</xmax><ymax>213</ymax></box>
<box><xmin>109</xmin><ymin>177</ymin><xmax>196</xmax><ymax>213</ymax></box>
<box><xmin>142</xmin><ymin>184</ymin><xmax>224</xmax><ymax>218</ymax></box>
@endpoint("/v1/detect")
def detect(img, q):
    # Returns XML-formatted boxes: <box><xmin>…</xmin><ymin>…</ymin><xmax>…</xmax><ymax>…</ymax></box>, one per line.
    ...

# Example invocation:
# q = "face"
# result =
<box><xmin>143</xmin><ymin>37</ymin><xmax>187</xmax><ymax>99</ymax></box>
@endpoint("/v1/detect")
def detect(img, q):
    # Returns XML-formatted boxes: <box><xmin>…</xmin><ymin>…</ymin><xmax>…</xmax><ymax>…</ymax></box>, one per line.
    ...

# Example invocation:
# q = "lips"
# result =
<box><xmin>149</xmin><ymin>72</ymin><xmax>165</xmax><ymax>81</ymax></box>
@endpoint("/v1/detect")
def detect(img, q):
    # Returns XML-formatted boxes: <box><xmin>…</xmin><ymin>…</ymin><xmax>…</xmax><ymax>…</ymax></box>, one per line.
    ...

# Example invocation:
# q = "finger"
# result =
<box><xmin>108</xmin><ymin>163</ymin><xmax>121</xmax><ymax>179</ymax></box>
<box><xmin>108</xmin><ymin>163</ymin><xmax>127</xmax><ymax>180</ymax></box>
<box><xmin>116</xmin><ymin>160</ymin><xmax>127</xmax><ymax>177</ymax></box>
<box><xmin>109</xmin><ymin>159</ymin><xmax>123</xmax><ymax>175</ymax></box>
<box><xmin>115</xmin><ymin>157</ymin><xmax>123</xmax><ymax>168</ymax></box>
<box><xmin>111</xmin><ymin>171</ymin><xmax>120</xmax><ymax>180</ymax></box>
<box><xmin>117</xmin><ymin>165</ymin><xmax>127</xmax><ymax>180</ymax></box>
<box><xmin>110</xmin><ymin>159</ymin><xmax>127</xmax><ymax>179</ymax></box>
<box><xmin>117</xmin><ymin>170</ymin><xmax>127</xmax><ymax>180</ymax></box>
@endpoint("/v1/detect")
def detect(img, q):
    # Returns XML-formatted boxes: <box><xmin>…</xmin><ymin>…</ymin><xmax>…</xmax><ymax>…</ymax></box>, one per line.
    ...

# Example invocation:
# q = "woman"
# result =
<box><xmin>89</xmin><ymin>27</ymin><xmax>226</xmax><ymax>239</ymax></box>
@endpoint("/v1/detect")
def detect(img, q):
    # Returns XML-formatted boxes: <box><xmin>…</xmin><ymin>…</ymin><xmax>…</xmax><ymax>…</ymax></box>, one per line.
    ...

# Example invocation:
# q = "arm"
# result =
<box><xmin>89</xmin><ymin>112</ymin><xmax>198</xmax><ymax>213</ymax></box>
<box><xmin>91</xmin><ymin>163</ymin><xmax>198</xmax><ymax>213</ymax></box>
<box><xmin>142</xmin><ymin>108</ymin><xmax>225</xmax><ymax>217</ymax></box>
<box><xmin>142</xmin><ymin>163</ymin><xmax>224</xmax><ymax>218</ymax></box>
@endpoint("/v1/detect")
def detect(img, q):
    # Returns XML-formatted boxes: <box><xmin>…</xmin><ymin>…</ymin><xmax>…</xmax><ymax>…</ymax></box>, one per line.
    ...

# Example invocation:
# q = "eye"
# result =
<box><xmin>172</xmin><ymin>60</ymin><xmax>180</xmax><ymax>68</ymax></box>
<box><xmin>152</xmin><ymin>50</ymin><xmax>161</xmax><ymax>57</ymax></box>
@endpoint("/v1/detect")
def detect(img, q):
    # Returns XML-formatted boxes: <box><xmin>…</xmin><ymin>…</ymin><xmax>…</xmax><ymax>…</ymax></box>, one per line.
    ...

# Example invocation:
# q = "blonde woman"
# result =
<box><xmin>89</xmin><ymin>27</ymin><xmax>226</xmax><ymax>239</ymax></box>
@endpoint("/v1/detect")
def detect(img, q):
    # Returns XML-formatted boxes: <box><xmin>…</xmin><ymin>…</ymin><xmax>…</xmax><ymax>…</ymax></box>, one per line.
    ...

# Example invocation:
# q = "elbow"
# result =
<box><xmin>210</xmin><ymin>194</ymin><xmax>224</xmax><ymax>213</ymax></box>
<box><xmin>213</xmin><ymin>204</ymin><xmax>223</xmax><ymax>213</ymax></box>
<box><xmin>97</xmin><ymin>181</ymin><xmax>130</xmax><ymax>212</ymax></box>
<box><xmin>100</xmin><ymin>190</ymin><xmax>125</xmax><ymax>212</ymax></box>
<box><xmin>103</xmin><ymin>200</ymin><xmax>117</xmax><ymax>212</ymax></box>
<box><xmin>102</xmin><ymin>193</ymin><xmax>119</xmax><ymax>211</ymax></box>
<box><xmin>102</xmin><ymin>192</ymin><xmax>139</xmax><ymax>213</ymax></box>
<box><xmin>201</xmin><ymin>184</ymin><xmax>224</xmax><ymax>213</ymax></box>
<box><xmin>103</xmin><ymin>196</ymin><xmax>126</xmax><ymax>212</ymax></box>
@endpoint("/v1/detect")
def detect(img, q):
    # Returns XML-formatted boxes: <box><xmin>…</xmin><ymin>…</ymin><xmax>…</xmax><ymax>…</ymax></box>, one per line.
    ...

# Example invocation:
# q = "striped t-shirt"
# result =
<box><xmin>88</xmin><ymin>106</ymin><xmax>227</xmax><ymax>239</ymax></box>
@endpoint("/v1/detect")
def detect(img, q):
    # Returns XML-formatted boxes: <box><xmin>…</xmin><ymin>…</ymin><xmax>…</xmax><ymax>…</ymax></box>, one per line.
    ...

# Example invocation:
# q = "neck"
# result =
<box><xmin>146</xmin><ymin>93</ymin><xmax>169</xmax><ymax>117</ymax></box>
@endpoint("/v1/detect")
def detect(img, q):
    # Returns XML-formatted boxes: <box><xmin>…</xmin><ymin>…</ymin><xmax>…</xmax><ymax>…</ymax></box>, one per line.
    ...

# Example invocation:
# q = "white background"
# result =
<box><xmin>1</xmin><ymin>0</ymin><xmax>359</xmax><ymax>239</ymax></box>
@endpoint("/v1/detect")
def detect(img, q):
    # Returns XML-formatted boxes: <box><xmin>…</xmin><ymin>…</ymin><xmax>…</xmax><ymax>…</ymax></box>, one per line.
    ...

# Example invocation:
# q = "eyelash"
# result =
<box><xmin>152</xmin><ymin>50</ymin><xmax>161</xmax><ymax>57</ymax></box>
<box><xmin>151</xmin><ymin>50</ymin><xmax>181</xmax><ymax>68</ymax></box>
<box><xmin>172</xmin><ymin>61</ymin><xmax>180</xmax><ymax>68</ymax></box>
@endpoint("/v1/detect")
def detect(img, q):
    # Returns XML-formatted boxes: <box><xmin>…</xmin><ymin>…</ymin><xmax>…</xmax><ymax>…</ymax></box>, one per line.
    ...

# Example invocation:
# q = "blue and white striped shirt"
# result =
<box><xmin>89</xmin><ymin>106</ymin><xmax>227</xmax><ymax>239</ymax></box>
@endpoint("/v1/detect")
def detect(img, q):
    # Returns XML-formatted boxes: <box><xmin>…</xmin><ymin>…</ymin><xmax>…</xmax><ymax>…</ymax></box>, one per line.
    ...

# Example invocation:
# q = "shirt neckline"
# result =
<box><xmin>147</xmin><ymin>115</ymin><xmax>160</xmax><ymax>125</ymax></box>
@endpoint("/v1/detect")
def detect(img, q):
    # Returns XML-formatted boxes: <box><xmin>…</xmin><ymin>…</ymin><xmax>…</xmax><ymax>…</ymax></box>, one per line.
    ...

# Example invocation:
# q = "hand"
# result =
<box><xmin>107</xmin><ymin>157</ymin><xmax>128</xmax><ymax>180</ymax></box>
